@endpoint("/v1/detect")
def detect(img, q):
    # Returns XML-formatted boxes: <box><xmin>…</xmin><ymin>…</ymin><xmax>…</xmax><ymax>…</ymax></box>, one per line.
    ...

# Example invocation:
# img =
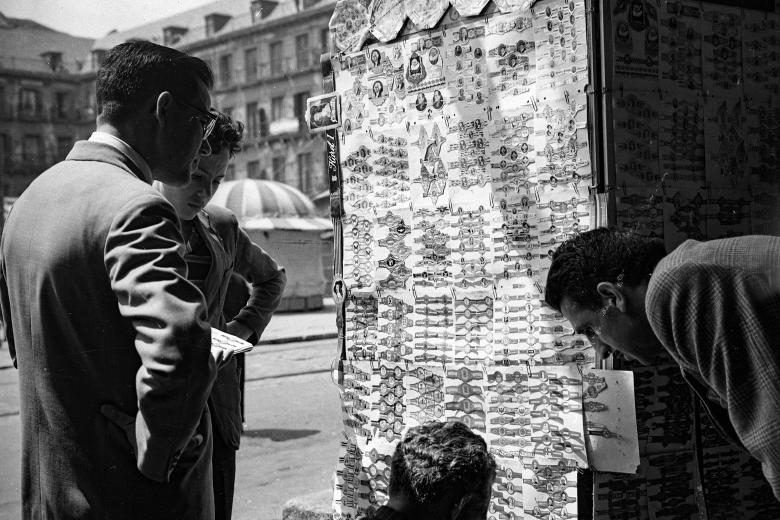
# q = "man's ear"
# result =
<box><xmin>596</xmin><ymin>281</ymin><xmax>626</xmax><ymax>312</ymax></box>
<box><xmin>154</xmin><ymin>91</ymin><xmax>173</xmax><ymax>127</ymax></box>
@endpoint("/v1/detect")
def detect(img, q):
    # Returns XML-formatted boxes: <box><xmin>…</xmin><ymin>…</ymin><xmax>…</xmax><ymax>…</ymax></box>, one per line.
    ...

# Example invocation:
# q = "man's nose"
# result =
<box><xmin>590</xmin><ymin>337</ymin><xmax>612</xmax><ymax>363</ymax></box>
<box><xmin>199</xmin><ymin>139</ymin><xmax>212</xmax><ymax>156</ymax></box>
<box><xmin>189</xmin><ymin>156</ymin><xmax>200</xmax><ymax>175</ymax></box>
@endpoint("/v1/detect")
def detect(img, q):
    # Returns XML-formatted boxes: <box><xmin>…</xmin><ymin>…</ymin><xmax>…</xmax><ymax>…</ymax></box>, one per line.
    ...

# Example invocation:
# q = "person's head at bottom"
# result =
<box><xmin>156</xmin><ymin>111</ymin><xmax>243</xmax><ymax>221</ymax></box>
<box><xmin>96</xmin><ymin>40</ymin><xmax>216</xmax><ymax>186</ymax></box>
<box><xmin>385</xmin><ymin>421</ymin><xmax>496</xmax><ymax>520</ymax></box>
<box><xmin>544</xmin><ymin>227</ymin><xmax>667</xmax><ymax>365</ymax></box>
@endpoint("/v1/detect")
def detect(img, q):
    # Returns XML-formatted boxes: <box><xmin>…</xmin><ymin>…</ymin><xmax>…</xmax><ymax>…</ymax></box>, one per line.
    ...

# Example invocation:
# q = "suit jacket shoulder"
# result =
<box><xmin>0</xmin><ymin>140</ymin><xmax>216</xmax><ymax>519</ymax></box>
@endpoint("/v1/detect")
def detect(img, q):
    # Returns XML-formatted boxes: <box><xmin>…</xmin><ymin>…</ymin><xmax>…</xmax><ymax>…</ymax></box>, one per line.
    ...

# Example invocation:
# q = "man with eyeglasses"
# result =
<box><xmin>0</xmin><ymin>41</ymin><xmax>220</xmax><ymax>519</ymax></box>
<box><xmin>176</xmin><ymin>95</ymin><xmax>219</xmax><ymax>146</ymax></box>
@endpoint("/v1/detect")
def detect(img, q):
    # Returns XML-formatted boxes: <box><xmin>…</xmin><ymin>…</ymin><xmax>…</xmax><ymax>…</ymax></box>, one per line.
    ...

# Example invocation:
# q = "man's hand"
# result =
<box><xmin>226</xmin><ymin>320</ymin><xmax>253</xmax><ymax>342</ymax></box>
<box><xmin>100</xmin><ymin>403</ymin><xmax>203</xmax><ymax>460</ymax></box>
<box><xmin>211</xmin><ymin>344</ymin><xmax>235</xmax><ymax>368</ymax></box>
<box><xmin>101</xmin><ymin>403</ymin><xmax>138</xmax><ymax>457</ymax></box>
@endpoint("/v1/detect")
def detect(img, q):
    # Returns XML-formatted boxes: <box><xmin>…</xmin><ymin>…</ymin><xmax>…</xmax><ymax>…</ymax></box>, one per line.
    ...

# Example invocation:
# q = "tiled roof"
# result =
<box><xmin>92</xmin><ymin>0</ymin><xmax>249</xmax><ymax>52</ymax></box>
<box><xmin>90</xmin><ymin>0</ymin><xmax>335</xmax><ymax>62</ymax></box>
<box><xmin>0</xmin><ymin>13</ymin><xmax>94</xmax><ymax>74</ymax></box>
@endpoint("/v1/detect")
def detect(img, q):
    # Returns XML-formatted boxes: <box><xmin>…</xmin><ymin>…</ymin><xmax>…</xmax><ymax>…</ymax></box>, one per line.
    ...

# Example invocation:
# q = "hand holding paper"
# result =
<box><xmin>211</xmin><ymin>327</ymin><xmax>254</xmax><ymax>368</ymax></box>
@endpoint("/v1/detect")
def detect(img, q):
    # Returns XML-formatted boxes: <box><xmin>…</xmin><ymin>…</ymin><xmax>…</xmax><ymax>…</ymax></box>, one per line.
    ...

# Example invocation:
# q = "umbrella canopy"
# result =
<box><xmin>211</xmin><ymin>180</ymin><xmax>331</xmax><ymax>231</ymax></box>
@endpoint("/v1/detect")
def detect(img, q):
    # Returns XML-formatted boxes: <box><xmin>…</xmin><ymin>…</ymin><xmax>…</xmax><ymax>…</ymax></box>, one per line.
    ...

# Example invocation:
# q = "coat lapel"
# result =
<box><xmin>194</xmin><ymin>211</ymin><xmax>229</xmax><ymax>311</ymax></box>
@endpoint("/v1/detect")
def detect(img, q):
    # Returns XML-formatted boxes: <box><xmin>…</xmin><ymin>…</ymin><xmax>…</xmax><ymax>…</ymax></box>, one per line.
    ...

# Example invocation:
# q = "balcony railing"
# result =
<box><xmin>50</xmin><ymin>106</ymin><xmax>80</xmax><ymax>121</ymax></box>
<box><xmin>0</xmin><ymin>55</ymin><xmax>84</xmax><ymax>74</ymax></box>
<box><xmin>215</xmin><ymin>51</ymin><xmax>323</xmax><ymax>89</ymax></box>
<box><xmin>0</xmin><ymin>105</ymin><xmax>95</xmax><ymax>123</ymax></box>
<box><xmin>0</xmin><ymin>152</ymin><xmax>55</xmax><ymax>177</ymax></box>
<box><xmin>17</xmin><ymin>107</ymin><xmax>45</xmax><ymax>122</ymax></box>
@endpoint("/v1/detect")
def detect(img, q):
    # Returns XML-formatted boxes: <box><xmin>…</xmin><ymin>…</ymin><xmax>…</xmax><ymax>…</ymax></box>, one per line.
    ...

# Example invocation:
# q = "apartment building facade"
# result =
<box><xmin>0</xmin><ymin>13</ymin><xmax>94</xmax><ymax>197</ymax></box>
<box><xmin>89</xmin><ymin>0</ymin><xmax>334</xmax><ymax>198</ymax></box>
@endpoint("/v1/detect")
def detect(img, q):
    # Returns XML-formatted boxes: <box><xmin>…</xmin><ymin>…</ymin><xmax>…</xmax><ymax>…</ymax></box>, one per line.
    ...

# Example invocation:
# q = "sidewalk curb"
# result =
<box><xmin>258</xmin><ymin>332</ymin><xmax>338</xmax><ymax>346</ymax></box>
<box><xmin>0</xmin><ymin>332</ymin><xmax>339</xmax><ymax>369</ymax></box>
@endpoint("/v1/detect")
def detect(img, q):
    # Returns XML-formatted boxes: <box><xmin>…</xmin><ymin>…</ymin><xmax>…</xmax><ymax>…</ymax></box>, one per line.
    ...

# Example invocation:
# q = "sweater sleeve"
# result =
<box><xmin>647</xmin><ymin>263</ymin><xmax>780</xmax><ymax>500</ymax></box>
<box><xmin>230</xmin><ymin>215</ymin><xmax>287</xmax><ymax>340</ymax></box>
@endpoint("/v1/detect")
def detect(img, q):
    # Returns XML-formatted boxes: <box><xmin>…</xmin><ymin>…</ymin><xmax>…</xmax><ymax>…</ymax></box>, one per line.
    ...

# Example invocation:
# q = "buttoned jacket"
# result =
<box><xmin>0</xmin><ymin>141</ymin><xmax>217</xmax><ymax>519</ymax></box>
<box><xmin>193</xmin><ymin>204</ymin><xmax>286</xmax><ymax>448</ymax></box>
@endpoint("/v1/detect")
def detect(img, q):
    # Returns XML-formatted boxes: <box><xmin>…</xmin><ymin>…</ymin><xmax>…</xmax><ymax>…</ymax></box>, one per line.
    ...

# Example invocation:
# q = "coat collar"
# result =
<box><xmin>88</xmin><ymin>132</ymin><xmax>153</xmax><ymax>182</ymax></box>
<box><xmin>196</xmin><ymin>208</ymin><xmax>215</xmax><ymax>235</ymax></box>
<box><xmin>65</xmin><ymin>140</ymin><xmax>153</xmax><ymax>184</ymax></box>
<box><xmin>194</xmin><ymin>209</ymin><xmax>227</xmax><ymax>262</ymax></box>
<box><xmin>191</xmin><ymin>209</ymin><xmax>228</xmax><ymax>304</ymax></box>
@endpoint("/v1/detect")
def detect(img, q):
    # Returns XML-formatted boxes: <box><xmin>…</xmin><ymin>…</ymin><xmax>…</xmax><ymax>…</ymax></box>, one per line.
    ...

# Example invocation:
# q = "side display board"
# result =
<box><xmin>608</xmin><ymin>0</ymin><xmax>780</xmax><ymax>243</ymax></box>
<box><xmin>599</xmin><ymin>1</ymin><xmax>780</xmax><ymax>519</ymax></box>
<box><xmin>328</xmin><ymin>1</ymin><xmax>599</xmax><ymax>518</ymax></box>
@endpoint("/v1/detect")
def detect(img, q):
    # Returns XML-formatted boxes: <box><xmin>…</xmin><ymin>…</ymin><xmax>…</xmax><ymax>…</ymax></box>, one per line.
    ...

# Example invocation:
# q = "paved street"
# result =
<box><xmin>0</xmin><ymin>336</ymin><xmax>342</xmax><ymax>520</ymax></box>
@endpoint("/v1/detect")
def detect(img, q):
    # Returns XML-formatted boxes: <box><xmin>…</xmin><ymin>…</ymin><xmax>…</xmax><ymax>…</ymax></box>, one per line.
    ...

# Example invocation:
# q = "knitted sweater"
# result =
<box><xmin>646</xmin><ymin>236</ymin><xmax>780</xmax><ymax>500</ymax></box>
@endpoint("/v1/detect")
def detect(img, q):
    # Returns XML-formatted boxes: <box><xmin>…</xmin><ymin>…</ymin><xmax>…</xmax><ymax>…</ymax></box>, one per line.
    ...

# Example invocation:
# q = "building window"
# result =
<box><xmin>0</xmin><ymin>85</ymin><xmax>7</xmax><ymax>118</ymax></box>
<box><xmin>245</xmin><ymin>102</ymin><xmax>258</xmax><ymax>138</ymax></box>
<box><xmin>247</xmin><ymin>160</ymin><xmax>261</xmax><ymax>179</ymax></box>
<box><xmin>270</xmin><ymin>41</ymin><xmax>283</xmax><ymax>76</ymax></box>
<box><xmin>219</xmin><ymin>54</ymin><xmax>233</xmax><ymax>87</ymax></box>
<box><xmin>19</xmin><ymin>88</ymin><xmax>41</xmax><ymax>118</ymax></box>
<box><xmin>163</xmin><ymin>26</ymin><xmax>188</xmax><ymax>46</ymax></box>
<box><xmin>56</xmin><ymin>136</ymin><xmax>71</xmax><ymax>159</ymax></box>
<box><xmin>296</xmin><ymin>34</ymin><xmax>310</xmax><ymax>69</ymax></box>
<box><xmin>271</xmin><ymin>96</ymin><xmax>284</xmax><ymax>121</ymax></box>
<box><xmin>297</xmin><ymin>153</ymin><xmax>313</xmax><ymax>194</ymax></box>
<box><xmin>205</xmin><ymin>13</ymin><xmax>231</xmax><ymax>37</ymax></box>
<box><xmin>83</xmin><ymin>86</ymin><xmax>96</xmax><ymax>119</ymax></box>
<box><xmin>54</xmin><ymin>91</ymin><xmax>70</xmax><ymax>119</ymax></box>
<box><xmin>259</xmin><ymin>108</ymin><xmax>269</xmax><ymax>137</ymax></box>
<box><xmin>22</xmin><ymin>135</ymin><xmax>43</xmax><ymax>162</ymax></box>
<box><xmin>321</xmin><ymin>28</ymin><xmax>330</xmax><ymax>53</ymax></box>
<box><xmin>91</xmin><ymin>49</ymin><xmax>107</xmax><ymax>70</ymax></box>
<box><xmin>250</xmin><ymin>0</ymin><xmax>262</xmax><ymax>22</ymax></box>
<box><xmin>225</xmin><ymin>164</ymin><xmax>236</xmax><ymax>181</ymax></box>
<box><xmin>244</xmin><ymin>47</ymin><xmax>258</xmax><ymax>82</ymax></box>
<box><xmin>0</xmin><ymin>134</ymin><xmax>9</xmax><ymax>167</ymax></box>
<box><xmin>293</xmin><ymin>92</ymin><xmax>309</xmax><ymax>130</ymax></box>
<box><xmin>272</xmin><ymin>156</ymin><xmax>286</xmax><ymax>183</ymax></box>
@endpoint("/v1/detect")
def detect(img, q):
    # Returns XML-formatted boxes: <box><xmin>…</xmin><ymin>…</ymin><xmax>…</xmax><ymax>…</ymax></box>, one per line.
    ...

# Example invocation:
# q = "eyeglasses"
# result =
<box><xmin>174</xmin><ymin>96</ymin><xmax>218</xmax><ymax>141</ymax></box>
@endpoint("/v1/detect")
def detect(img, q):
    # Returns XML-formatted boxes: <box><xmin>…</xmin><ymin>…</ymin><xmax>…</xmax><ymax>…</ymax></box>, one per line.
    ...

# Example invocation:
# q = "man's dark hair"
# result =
<box><xmin>544</xmin><ymin>227</ymin><xmax>667</xmax><ymax>311</ymax></box>
<box><xmin>389</xmin><ymin>421</ymin><xmax>496</xmax><ymax>511</ymax></box>
<box><xmin>207</xmin><ymin>112</ymin><xmax>244</xmax><ymax>158</ymax></box>
<box><xmin>96</xmin><ymin>40</ymin><xmax>214</xmax><ymax>122</ymax></box>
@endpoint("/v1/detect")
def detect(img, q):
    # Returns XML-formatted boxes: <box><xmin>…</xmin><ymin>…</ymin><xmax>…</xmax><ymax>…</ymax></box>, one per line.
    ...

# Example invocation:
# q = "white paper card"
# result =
<box><xmin>583</xmin><ymin>369</ymin><xmax>640</xmax><ymax>474</ymax></box>
<box><xmin>212</xmin><ymin>327</ymin><xmax>254</xmax><ymax>355</ymax></box>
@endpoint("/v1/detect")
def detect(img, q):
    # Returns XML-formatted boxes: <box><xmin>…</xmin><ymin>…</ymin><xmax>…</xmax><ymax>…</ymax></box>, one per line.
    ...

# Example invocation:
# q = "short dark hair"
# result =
<box><xmin>389</xmin><ymin>421</ymin><xmax>495</xmax><ymax>511</ymax></box>
<box><xmin>544</xmin><ymin>227</ymin><xmax>666</xmax><ymax>311</ymax></box>
<box><xmin>96</xmin><ymin>40</ymin><xmax>214</xmax><ymax>122</ymax></box>
<box><xmin>207</xmin><ymin>112</ymin><xmax>244</xmax><ymax>158</ymax></box>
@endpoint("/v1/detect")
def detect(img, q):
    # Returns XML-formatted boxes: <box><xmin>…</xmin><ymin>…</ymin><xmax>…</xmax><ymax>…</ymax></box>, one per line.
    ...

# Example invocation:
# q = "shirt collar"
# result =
<box><xmin>89</xmin><ymin>131</ymin><xmax>153</xmax><ymax>183</ymax></box>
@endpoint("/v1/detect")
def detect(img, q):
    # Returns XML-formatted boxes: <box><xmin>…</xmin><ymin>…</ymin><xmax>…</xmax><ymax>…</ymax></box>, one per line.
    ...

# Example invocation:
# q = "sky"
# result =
<box><xmin>2</xmin><ymin>0</ymin><xmax>216</xmax><ymax>38</ymax></box>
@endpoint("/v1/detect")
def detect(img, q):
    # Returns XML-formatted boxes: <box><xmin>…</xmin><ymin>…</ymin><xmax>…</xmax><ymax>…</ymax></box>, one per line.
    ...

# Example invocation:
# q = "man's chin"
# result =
<box><xmin>155</xmin><ymin>170</ymin><xmax>191</xmax><ymax>187</ymax></box>
<box><xmin>621</xmin><ymin>351</ymin><xmax>661</xmax><ymax>366</ymax></box>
